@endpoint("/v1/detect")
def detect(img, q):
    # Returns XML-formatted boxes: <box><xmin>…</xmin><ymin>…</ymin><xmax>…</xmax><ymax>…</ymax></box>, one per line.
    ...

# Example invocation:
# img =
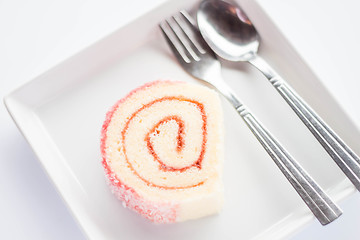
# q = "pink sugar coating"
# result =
<box><xmin>100</xmin><ymin>80</ymin><xmax>183</xmax><ymax>223</ymax></box>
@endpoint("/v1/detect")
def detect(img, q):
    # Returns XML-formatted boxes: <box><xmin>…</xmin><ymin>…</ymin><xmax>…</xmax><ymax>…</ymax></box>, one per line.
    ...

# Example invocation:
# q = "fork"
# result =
<box><xmin>159</xmin><ymin>11</ymin><xmax>342</xmax><ymax>225</ymax></box>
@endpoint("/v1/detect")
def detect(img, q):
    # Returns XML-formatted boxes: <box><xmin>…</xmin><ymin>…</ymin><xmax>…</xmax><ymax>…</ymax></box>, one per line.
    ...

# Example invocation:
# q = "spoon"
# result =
<box><xmin>197</xmin><ymin>0</ymin><xmax>360</xmax><ymax>191</ymax></box>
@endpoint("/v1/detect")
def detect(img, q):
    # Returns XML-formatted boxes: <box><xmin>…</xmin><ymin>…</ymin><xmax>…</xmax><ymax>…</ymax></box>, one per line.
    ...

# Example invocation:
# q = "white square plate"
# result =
<box><xmin>4</xmin><ymin>0</ymin><xmax>359</xmax><ymax>239</ymax></box>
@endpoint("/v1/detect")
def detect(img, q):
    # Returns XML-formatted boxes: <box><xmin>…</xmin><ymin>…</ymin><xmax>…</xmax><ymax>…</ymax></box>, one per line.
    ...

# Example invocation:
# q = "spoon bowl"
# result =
<box><xmin>197</xmin><ymin>0</ymin><xmax>260</xmax><ymax>61</ymax></box>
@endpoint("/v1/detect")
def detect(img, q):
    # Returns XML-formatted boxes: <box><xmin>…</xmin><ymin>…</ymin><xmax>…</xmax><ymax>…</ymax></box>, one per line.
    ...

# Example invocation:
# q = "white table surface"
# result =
<box><xmin>1</xmin><ymin>0</ymin><xmax>360</xmax><ymax>239</ymax></box>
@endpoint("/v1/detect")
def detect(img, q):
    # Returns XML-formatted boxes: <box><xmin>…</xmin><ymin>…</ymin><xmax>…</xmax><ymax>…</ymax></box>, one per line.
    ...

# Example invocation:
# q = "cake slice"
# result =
<box><xmin>100</xmin><ymin>80</ymin><xmax>224</xmax><ymax>223</ymax></box>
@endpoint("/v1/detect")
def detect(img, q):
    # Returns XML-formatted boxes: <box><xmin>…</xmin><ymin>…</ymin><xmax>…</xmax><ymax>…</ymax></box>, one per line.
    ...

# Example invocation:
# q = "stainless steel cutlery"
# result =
<box><xmin>159</xmin><ymin>10</ymin><xmax>342</xmax><ymax>225</ymax></box>
<box><xmin>197</xmin><ymin>0</ymin><xmax>360</xmax><ymax>191</ymax></box>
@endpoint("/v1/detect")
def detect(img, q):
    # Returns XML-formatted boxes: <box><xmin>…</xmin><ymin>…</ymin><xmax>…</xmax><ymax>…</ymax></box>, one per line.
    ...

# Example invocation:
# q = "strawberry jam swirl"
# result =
<box><xmin>122</xmin><ymin>96</ymin><xmax>207</xmax><ymax>190</ymax></box>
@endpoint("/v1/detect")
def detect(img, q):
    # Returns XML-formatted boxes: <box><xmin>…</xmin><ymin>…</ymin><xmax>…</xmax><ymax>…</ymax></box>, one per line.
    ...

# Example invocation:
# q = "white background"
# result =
<box><xmin>1</xmin><ymin>0</ymin><xmax>360</xmax><ymax>239</ymax></box>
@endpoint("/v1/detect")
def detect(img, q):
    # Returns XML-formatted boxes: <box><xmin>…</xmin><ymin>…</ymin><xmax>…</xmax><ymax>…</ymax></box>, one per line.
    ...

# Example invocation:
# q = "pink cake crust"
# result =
<box><xmin>100</xmin><ymin>80</ymin><xmax>180</xmax><ymax>223</ymax></box>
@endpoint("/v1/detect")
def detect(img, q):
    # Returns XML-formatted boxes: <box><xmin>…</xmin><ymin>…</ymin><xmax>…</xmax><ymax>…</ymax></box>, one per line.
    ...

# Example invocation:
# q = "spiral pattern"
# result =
<box><xmin>120</xmin><ymin>96</ymin><xmax>208</xmax><ymax>189</ymax></box>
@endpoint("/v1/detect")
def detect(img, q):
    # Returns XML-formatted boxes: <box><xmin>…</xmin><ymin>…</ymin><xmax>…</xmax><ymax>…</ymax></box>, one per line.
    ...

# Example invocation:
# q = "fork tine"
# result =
<box><xmin>159</xmin><ymin>20</ymin><xmax>191</xmax><ymax>63</ymax></box>
<box><xmin>167</xmin><ymin>15</ymin><xmax>200</xmax><ymax>62</ymax></box>
<box><xmin>160</xmin><ymin>12</ymin><xmax>212</xmax><ymax>64</ymax></box>
<box><xmin>176</xmin><ymin>11</ymin><xmax>206</xmax><ymax>55</ymax></box>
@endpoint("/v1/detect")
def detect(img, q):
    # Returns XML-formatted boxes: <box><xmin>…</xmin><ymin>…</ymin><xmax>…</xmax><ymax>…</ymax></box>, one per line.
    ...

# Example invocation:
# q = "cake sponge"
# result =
<box><xmin>101</xmin><ymin>80</ymin><xmax>224</xmax><ymax>223</ymax></box>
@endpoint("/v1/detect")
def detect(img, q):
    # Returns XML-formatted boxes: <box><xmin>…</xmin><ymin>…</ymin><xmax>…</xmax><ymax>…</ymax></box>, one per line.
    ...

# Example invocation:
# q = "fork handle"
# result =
<box><xmin>236</xmin><ymin>105</ymin><xmax>342</xmax><ymax>225</ymax></box>
<box><xmin>250</xmin><ymin>55</ymin><xmax>360</xmax><ymax>191</ymax></box>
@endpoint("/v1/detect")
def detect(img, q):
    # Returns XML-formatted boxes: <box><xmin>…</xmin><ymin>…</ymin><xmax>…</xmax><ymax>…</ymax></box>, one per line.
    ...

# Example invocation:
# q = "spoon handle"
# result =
<box><xmin>250</xmin><ymin>55</ymin><xmax>360</xmax><ymax>191</ymax></box>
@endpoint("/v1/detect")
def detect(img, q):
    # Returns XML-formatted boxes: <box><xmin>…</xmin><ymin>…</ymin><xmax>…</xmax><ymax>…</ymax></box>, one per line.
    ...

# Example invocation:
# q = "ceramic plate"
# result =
<box><xmin>4</xmin><ymin>0</ymin><xmax>358</xmax><ymax>239</ymax></box>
